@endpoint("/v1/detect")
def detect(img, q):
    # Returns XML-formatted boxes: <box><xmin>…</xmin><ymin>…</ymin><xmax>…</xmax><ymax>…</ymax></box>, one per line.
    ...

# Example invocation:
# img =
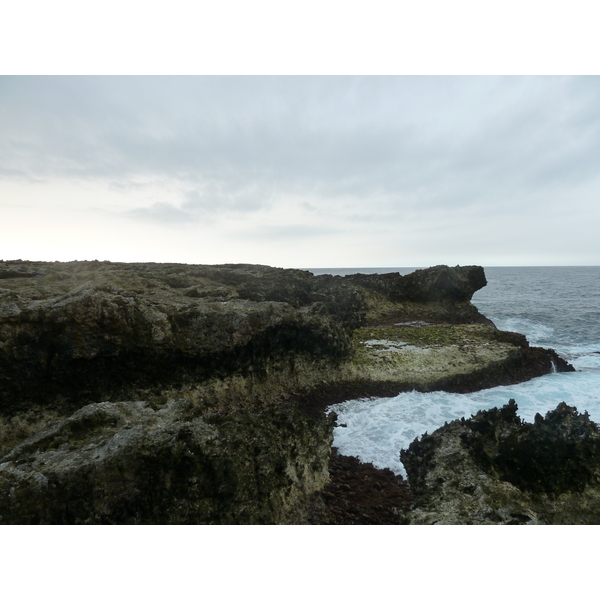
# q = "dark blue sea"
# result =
<box><xmin>308</xmin><ymin>266</ymin><xmax>600</xmax><ymax>476</ymax></box>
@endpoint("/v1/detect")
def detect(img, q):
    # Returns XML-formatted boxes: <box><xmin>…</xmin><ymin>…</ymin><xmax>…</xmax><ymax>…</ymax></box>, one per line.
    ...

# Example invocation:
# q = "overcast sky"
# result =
<box><xmin>1</xmin><ymin>75</ymin><xmax>599</xmax><ymax>267</ymax></box>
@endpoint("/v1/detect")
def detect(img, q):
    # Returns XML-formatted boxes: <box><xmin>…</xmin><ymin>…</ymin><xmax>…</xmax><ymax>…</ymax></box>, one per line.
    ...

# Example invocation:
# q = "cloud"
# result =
<box><xmin>2</xmin><ymin>75</ymin><xmax>600</xmax><ymax>254</ymax></box>
<box><xmin>181</xmin><ymin>181</ymin><xmax>272</xmax><ymax>214</ymax></box>
<box><xmin>125</xmin><ymin>202</ymin><xmax>197</xmax><ymax>224</ymax></box>
<box><xmin>237</xmin><ymin>223</ymin><xmax>339</xmax><ymax>241</ymax></box>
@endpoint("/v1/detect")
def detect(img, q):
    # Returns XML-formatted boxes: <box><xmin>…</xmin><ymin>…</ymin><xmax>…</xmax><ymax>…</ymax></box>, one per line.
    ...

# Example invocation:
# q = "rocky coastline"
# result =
<box><xmin>0</xmin><ymin>260</ymin><xmax>581</xmax><ymax>524</ymax></box>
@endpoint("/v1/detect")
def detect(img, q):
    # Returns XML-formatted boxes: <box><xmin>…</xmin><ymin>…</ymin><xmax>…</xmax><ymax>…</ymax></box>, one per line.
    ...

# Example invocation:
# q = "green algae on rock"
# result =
<box><xmin>342</xmin><ymin>322</ymin><xmax>572</xmax><ymax>397</ymax></box>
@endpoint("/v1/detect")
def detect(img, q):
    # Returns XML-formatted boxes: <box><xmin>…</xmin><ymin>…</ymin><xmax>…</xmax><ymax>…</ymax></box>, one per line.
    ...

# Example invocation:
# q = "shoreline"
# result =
<box><xmin>0</xmin><ymin>260</ymin><xmax>572</xmax><ymax>524</ymax></box>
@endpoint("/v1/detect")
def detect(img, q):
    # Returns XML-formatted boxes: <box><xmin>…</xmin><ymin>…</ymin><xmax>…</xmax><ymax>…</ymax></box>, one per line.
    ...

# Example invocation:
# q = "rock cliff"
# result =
<box><xmin>0</xmin><ymin>260</ymin><xmax>572</xmax><ymax>524</ymax></box>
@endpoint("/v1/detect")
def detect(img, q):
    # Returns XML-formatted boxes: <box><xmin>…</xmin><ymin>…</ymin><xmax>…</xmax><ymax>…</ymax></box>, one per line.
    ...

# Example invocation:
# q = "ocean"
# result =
<box><xmin>308</xmin><ymin>266</ymin><xmax>600</xmax><ymax>477</ymax></box>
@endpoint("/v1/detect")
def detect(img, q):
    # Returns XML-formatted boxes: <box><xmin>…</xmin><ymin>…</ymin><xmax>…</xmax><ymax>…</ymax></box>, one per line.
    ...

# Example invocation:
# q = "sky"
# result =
<box><xmin>1</xmin><ymin>75</ymin><xmax>600</xmax><ymax>268</ymax></box>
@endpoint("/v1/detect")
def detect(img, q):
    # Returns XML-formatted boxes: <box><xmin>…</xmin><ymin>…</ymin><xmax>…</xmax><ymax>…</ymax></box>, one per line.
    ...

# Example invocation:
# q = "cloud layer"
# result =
<box><xmin>1</xmin><ymin>76</ymin><xmax>599</xmax><ymax>266</ymax></box>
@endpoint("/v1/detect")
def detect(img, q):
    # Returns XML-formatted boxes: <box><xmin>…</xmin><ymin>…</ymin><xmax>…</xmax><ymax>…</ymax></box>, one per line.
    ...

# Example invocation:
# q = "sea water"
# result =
<box><xmin>308</xmin><ymin>266</ymin><xmax>600</xmax><ymax>477</ymax></box>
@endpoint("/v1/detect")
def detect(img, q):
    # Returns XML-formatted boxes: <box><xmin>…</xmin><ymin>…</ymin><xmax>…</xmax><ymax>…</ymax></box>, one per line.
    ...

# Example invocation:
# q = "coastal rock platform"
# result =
<box><xmin>0</xmin><ymin>260</ymin><xmax>573</xmax><ymax>524</ymax></box>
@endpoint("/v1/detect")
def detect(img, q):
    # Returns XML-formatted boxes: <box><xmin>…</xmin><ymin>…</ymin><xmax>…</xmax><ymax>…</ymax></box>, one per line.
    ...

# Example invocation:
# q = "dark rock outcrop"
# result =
<box><xmin>0</xmin><ymin>263</ymin><xmax>362</xmax><ymax>414</ymax></box>
<box><xmin>428</xmin><ymin>344</ymin><xmax>574</xmax><ymax>394</ymax></box>
<box><xmin>347</xmin><ymin>264</ymin><xmax>493</xmax><ymax>325</ymax></box>
<box><xmin>348</xmin><ymin>264</ymin><xmax>486</xmax><ymax>303</ymax></box>
<box><xmin>401</xmin><ymin>400</ymin><xmax>600</xmax><ymax>524</ymax></box>
<box><xmin>0</xmin><ymin>261</ymin><xmax>518</xmax><ymax>418</ymax></box>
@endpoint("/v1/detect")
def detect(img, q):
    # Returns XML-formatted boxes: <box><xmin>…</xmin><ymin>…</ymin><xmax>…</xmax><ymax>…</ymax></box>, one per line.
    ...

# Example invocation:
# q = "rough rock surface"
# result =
<box><xmin>401</xmin><ymin>400</ymin><xmax>600</xmax><ymax>524</ymax></box>
<box><xmin>348</xmin><ymin>263</ymin><xmax>489</xmax><ymax>310</ymax></box>
<box><xmin>307</xmin><ymin>449</ymin><xmax>413</xmax><ymax>524</ymax></box>
<box><xmin>338</xmin><ymin>323</ymin><xmax>572</xmax><ymax>402</ymax></box>
<box><xmin>0</xmin><ymin>260</ymin><xmax>574</xmax><ymax>524</ymax></box>
<box><xmin>0</xmin><ymin>261</ymin><xmax>361</xmax><ymax>414</ymax></box>
<box><xmin>1</xmin><ymin>261</ymin><xmax>569</xmax><ymax>415</ymax></box>
<box><xmin>0</xmin><ymin>398</ymin><xmax>333</xmax><ymax>524</ymax></box>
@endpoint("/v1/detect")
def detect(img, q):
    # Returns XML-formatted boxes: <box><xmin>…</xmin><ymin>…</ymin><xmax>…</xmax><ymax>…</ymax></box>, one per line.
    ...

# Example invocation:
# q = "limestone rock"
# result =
<box><xmin>0</xmin><ymin>262</ymin><xmax>358</xmax><ymax>413</ymax></box>
<box><xmin>0</xmin><ymin>398</ymin><xmax>333</xmax><ymax>524</ymax></box>
<box><xmin>347</xmin><ymin>265</ymin><xmax>493</xmax><ymax>325</ymax></box>
<box><xmin>402</xmin><ymin>400</ymin><xmax>600</xmax><ymax>524</ymax></box>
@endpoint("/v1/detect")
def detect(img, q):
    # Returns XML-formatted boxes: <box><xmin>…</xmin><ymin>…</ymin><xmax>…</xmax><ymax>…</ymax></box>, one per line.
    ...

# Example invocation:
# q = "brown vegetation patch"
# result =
<box><xmin>308</xmin><ymin>449</ymin><xmax>413</xmax><ymax>524</ymax></box>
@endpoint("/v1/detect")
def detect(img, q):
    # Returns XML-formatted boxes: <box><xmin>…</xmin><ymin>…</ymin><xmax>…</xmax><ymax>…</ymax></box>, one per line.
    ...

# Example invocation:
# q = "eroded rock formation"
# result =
<box><xmin>401</xmin><ymin>400</ymin><xmax>600</xmax><ymax>524</ymax></box>
<box><xmin>0</xmin><ymin>262</ymin><xmax>361</xmax><ymax>414</ymax></box>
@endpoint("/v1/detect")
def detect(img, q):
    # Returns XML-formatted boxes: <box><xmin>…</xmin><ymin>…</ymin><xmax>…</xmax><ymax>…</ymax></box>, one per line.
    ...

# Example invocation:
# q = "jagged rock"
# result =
<box><xmin>348</xmin><ymin>264</ymin><xmax>486</xmax><ymax>303</ymax></box>
<box><xmin>401</xmin><ymin>400</ymin><xmax>600</xmax><ymax>524</ymax></box>
<box><xmin>0</xmin><ymin>261</ymin><xmax>532</xmax><ymax>415</ymax></box>
<box><xmin>0</xmin><ymin>262</ymin><xmax>360</xmax><ymax>413</ymax></box>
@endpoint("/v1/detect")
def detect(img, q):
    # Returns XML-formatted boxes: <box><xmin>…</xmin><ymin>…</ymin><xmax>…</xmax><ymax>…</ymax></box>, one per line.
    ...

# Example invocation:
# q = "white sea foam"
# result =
<box><xmin>326</xmin><ymin>267</ymin><xmax>600</xmax><ymax>479</ymax></box>
<box><xmin>552</xmin><ymin>342</ymin><xmax>600</xmax><ymax>370</ymax></box>
<box><xmin>361</xmin><ymin>339</ymin><xmax>423</xmax><ymax>352</ymax></box>
<box><xmin>328</xmin><ymin>370</ymin><xmax>600</xmax><ymax>478</ymax></box>
<box><xmin>490</xmin><ymin>316</ymin><xmax>555</xmax><ymax>345</ymax></box>
<box><xmin>572</xmin><ymin>353</ymin><xmax>600</xmax><ymax>370</ymax></box>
